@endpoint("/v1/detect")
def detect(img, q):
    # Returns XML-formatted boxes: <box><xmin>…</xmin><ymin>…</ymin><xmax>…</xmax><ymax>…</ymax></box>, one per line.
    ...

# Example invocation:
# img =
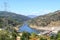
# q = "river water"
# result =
<box><xmin>18</xmin><ymin>23</ymin><xmax>40</xmax><ymax>34</ymax></box>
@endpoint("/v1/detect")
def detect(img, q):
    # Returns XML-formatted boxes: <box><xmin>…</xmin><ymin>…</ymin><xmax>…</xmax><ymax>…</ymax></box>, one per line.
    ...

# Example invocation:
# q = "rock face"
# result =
<box><xmin>28</xmin><ymin>10</ymin><xmax>60</xmax><ymax>28</ymax></box>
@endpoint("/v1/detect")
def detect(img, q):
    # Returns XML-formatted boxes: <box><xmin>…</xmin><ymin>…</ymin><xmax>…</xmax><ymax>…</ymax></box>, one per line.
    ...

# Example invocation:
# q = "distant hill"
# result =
<box><xmin>28</xmin><ymin>10</ymin><xmax>60</xmax><ymax>28</ymax></box>
<box><xmin>0</xmin><ymin>11</ymin><xmax>30</xmax><ymax>29</ymax></box>
<box><xmin>0</xmin><ymin>11</ymin><xmax>30</xmax><ymax>22</ymax></box>
<box><xmin>28</xmin><ymin>15</ymin><xmax>37</xmax><ymax>18</ymax></box>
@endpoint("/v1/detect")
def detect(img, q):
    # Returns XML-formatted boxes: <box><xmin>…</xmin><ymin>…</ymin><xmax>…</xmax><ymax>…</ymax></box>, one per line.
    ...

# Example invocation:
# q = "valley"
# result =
<box><xmin>0</xmin><ymin>10</ymin><xmax>60</xmax><ymax>40</ymax></box>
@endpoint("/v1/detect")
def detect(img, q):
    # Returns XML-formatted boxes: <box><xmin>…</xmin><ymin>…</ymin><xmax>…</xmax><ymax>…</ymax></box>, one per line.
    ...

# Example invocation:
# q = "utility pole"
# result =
<box><xmin>3</xmin><ymin>0</ymin><xmax>9</xmax><ymax>29</ymax></box>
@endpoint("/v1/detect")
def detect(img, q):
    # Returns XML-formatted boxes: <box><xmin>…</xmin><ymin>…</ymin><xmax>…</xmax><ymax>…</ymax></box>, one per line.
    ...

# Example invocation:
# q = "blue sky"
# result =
<box><xmin>0</xmin><ymin>0</ymin><xmax>60</xmax><ymax>16</ymax></box>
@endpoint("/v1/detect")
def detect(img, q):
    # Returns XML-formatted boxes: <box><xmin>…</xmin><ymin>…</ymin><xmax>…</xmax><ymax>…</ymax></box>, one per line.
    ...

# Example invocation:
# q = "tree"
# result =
<box><xmin>40</xmin><ymin>37</ymin><xmax>47</xmax><ymax>40</ymax></box>
<box><xmin>56</xmin><ymin>31</ymin><xmax>60</xmax><ymax>40</ymax></box>
<box><xmin>29</xmin><ymin>32</ymin><xmax>39</xmax><ymax>40</ymax></box>
<box><xmin>0</xmin><ymin>30</ymin><xmax>12</xmax><ymax>40</ymax></box>
<box><xmin>5</xmin><ymin>24</ymin><xmax>19</xmax><ymax>40</ymax></box>
<box><xmin>11</xmin><ymin>28</ymin><xmax>18</xmax><ymax>40</ymax></box>
<box><xmin>20</xmin><ymin>31</ymin><xmax>30</xmax><ymax>40</ymax></box>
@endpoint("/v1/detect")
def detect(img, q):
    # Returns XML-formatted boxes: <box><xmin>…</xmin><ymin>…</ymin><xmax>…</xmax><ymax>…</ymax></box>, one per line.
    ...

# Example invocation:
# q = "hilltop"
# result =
<box><xmin>0</xmin><ymin>11</ymin><xmax>30</xmax><ymax>29</ymax></box>
<box><xmin>0</xmin><ymin>11</ymin><xmax>30</xmax><ymax>22</ymax></box>
<box><xmin>28</xmin><ymin>10</ymin><xmax>60</xmax><ymax>28</ymax></box>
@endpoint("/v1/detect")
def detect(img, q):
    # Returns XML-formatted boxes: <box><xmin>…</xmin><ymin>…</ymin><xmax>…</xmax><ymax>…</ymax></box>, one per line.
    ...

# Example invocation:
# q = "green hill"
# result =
<box><xmin>28</xmin><ymin>10</ymin><xmax>60</xmax><ymax>28</ymax></box>
<box><xmin>0</xmin><ymin>11</ymin><xmax>30</xmax><ymax>29</ymax></box>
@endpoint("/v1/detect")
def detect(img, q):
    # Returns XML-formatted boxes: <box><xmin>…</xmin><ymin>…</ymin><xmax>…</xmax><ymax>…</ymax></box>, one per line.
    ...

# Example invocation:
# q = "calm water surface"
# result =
<box><xmin>18</xmin><ymin>23</ymin><xmax>40</xmax><ymax>34</ymax></box>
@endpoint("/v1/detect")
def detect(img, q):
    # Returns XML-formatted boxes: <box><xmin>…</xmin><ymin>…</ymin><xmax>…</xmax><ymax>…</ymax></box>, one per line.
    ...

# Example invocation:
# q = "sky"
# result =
<box><xmin>0</xmin><ymin>0</ymin><xmax>60</xmax><ymax>16</ymax></box>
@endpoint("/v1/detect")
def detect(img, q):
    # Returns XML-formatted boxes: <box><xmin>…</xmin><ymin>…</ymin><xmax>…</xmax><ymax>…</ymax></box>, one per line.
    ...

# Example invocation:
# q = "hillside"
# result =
<box><xmin>28</xmin><ymin>10</ymin><xmax>60</xmax><ymax>28</ymax></box>
<box><xmin>0</xmin><ymin>11</ymin><xmax>30</xmax><ymax>29</ymax></box>
<box><xmin>0</xmin><ymin>11</ymin><xmax>30</xmax><ymax>22</ymax></box>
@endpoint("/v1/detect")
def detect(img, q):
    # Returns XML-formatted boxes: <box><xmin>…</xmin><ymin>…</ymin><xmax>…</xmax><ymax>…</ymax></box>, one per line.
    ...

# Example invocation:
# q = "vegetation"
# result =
<box><xmin>56</xmin><ymin>31</ymin><xmax>60</xmax><ymax>40</ymax></box>
<box><xmin>0</xmin><ymin>30</ymin><xmax>12</xmax><ymax>40</ymax></box>
<box><xmin>20</xmin><ymin>32</ymin><xmax>30</xmax><ymax>40</ymax></box>
<box><xmin>19</xmin><ymin>31</ymin><xmax>60</xmax><ymax>40</ymax></box>
<box><xmin>0</xmin><ymin>11</ymin><xmax>30</xmax><ymax>29</ymax></box>
<box><xmin>0</xmin><ymin>11</ymin><xmax>31</xmax><ymax>40</ymax></box>
<box><xmin>0</xmin><ymin>11</ymin><xmax>30</xmax><ymax>22</ymax></box>
<box><xmin>28</xmin><ymin>10</ymin><xmax>60</xmax><ymax>28</ymax></box>
<box><xmin>0</xmin><ymin>22</ymin><xmax>19</xmax><ymax>40</ymax></box>
<box><xmin>0</xmin><ymin>25</ymin><xmax>60</xmax><ymax>40</ymax></box>
<box><xmin>0</xmin><ymin>10</ymin><xmax>60</xmax><ymax>40</ymax></box>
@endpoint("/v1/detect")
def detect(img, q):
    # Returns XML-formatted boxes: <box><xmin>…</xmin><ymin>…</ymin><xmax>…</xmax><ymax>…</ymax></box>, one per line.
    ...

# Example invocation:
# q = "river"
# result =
<box><xmin>18</xmin><ymin>23</ymin><xmax>40</xmax><ymax>34</ymax></box>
